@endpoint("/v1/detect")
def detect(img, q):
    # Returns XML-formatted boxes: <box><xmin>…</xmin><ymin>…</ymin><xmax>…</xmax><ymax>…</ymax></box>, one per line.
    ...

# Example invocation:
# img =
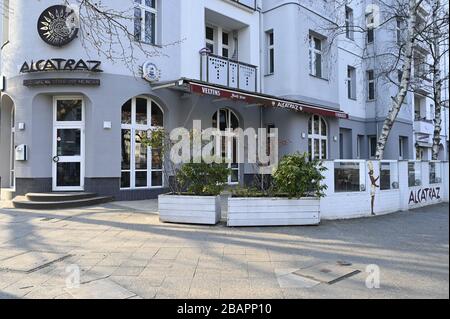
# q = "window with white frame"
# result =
<box><xmin>222</xmin><ymin>31</ymin><xmax>230</xmax><ymax>58</ymax></box>
<box><xmin>121</xmin><ymin>97</ymin><xmax>164</xmax><ymax>189</ymax></box>
<box><xmin>347</xmin><ymin>66</ymin><xmax>356</xmax><ymax>100</ymax></box>
<box><xmin>308</xmin><ymin>115</ymin><xmax>328</xmax><ymax>160</ymax></box>
<box><xmin>134</xmin><ymin>0</ymin><xmax>157</xmax><ymax>45</ymax></box>
<box><xmin>366</xmin><ymin>12</ymin><xmax>375</xmax><ymax>44</ymax></box>
<box><xmin>267</xmin><ymin>31</ymin><xmax>275</xmax><ymax>74</ymax></box>
<box><xmin>309</xmin><ymin>34</ymin><xmax>323</xmax><ymax>78</ymax></box>
<box><xmin>367</xmin><ymin>70</ymin><xmax>376</xmax><ymax>100</ymax></box>
<box><xmin>345</xmin><ymin>6</ymin><xmax>354</xmax><ymax>40</ymax></box>
<box><xmin>429</xmin><ymin>162</ymin><xmax>442</xmax><ymax>184</ymax></box>
<box><xmin>2</xmin><ymin>0</ymin><xmax>10</xmax><ymax>43</ymax></box>
<box><xmin>205</xmin><ymin>26</ymin><xmax>215</xmax><ymax>53</ymax></box>
<box><xmin>212</xmin><ymin>108</ymin><xmax>240</xmax><ymax>184</ymax></box>
<box><xmin>408</xmin><ymin>162</ymin><xmax>422</xmax><ymax>187</ymax></box>
<box><xmin>380</xmin><ymin>161</ymin><xmax>399</xmax><ymax>190</ymax></box>
<box><xmin>334</xmin><ymin>162</ymin><xmax>362</xmax><ymax>193</ymax></box>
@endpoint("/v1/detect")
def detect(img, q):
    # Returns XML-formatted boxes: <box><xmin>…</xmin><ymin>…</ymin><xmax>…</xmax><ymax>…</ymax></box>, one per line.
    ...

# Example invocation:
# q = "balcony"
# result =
<box><xmin>229</xmin><ymin>0</ymin><xmax>257</xmax><ymax>10</ymax></box>
<box><xmin>200</xmin><ymin>51</ymin><xmax>258</xmax><ymax>92</ymax></box>
<box><xmin>414</xmin><ymin>117</ymin><xmax>434</xmax><ymax>135</ymax></box>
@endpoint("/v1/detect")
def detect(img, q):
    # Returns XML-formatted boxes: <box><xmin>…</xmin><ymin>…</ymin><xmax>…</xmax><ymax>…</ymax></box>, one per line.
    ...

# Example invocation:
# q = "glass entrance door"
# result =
<box><xmin>212</xmin><ymin>108</ymin><xmax>240</xmax><ymax>184</ymax></box>
<box><xmin>52</xmin><ymin>98</ymin><xmax>85</xmax><ymax>191</ymax></box>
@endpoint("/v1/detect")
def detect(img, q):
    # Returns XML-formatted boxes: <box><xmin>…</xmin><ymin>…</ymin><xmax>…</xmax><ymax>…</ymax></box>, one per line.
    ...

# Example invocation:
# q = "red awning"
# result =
<box><xmin>153</xmin><ymin>79</ymin><xmax>349</xmax><ymax>119</ymax></box>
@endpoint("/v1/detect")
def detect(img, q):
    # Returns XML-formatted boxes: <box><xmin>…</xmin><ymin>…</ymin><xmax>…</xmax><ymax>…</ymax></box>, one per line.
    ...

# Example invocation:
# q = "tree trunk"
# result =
<box><xmin>375</xmin><ymin>0</ymin><xmax>419</xmax><ymax>160</ymax></box>
<box><xmin>432</xmin><ymin>0</ymin><xmax>443</xmax><ymax>160</ymax></box>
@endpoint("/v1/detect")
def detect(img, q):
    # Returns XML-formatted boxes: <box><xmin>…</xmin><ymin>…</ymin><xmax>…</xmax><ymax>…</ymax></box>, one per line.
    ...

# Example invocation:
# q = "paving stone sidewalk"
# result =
<box><xmin>0</xmin><ymin>201</ymin><xmax>448</xmax><ymax>299</ymax></box>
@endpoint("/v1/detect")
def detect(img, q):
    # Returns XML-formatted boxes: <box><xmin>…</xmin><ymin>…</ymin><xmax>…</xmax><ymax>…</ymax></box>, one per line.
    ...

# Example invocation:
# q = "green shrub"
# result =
<box><xmin>176</xmin><ymin>162</ymin><xmax>230</xmax><ymax>196</ymax></box>
<box><xmin>273</xmin><ymin>153</ymin><xmax>327</xmax><ymax>198</ymax></box>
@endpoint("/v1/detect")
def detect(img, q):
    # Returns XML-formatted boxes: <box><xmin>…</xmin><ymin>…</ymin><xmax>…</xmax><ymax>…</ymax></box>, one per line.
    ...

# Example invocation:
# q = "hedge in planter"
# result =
<box><xmin>159</xmin><ymin>162</ymin><xmax>230</xmax><ymax>225</ymax></box>
<box><xmin>228</xmin><ymin>153</ymin><xmax>327</xmax><ymax>227</ymax></box>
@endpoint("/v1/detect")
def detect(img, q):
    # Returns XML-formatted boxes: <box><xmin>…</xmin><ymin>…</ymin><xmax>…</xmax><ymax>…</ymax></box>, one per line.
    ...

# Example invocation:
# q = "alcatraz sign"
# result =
<box><xmin>409</xmin><ymin>187</ymin><xmax>441</xmax><ymax>205</ymax></box>
<box><xmin>20</xmin><ymin>59</ymin><xmax>102</xmax><ymax>74</ymax></box>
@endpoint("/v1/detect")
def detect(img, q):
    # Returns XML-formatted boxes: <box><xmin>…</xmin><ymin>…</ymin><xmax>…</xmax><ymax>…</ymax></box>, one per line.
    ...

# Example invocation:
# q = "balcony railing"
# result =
<box><xmin>200</xmin><ymin>51</ymin><xmax>258</xmax><ymax>92</ymax></box>
<box><xmin>414</xmin><ymin>117</ymin><xmax>434</xmax><ymax>135</ymax></box>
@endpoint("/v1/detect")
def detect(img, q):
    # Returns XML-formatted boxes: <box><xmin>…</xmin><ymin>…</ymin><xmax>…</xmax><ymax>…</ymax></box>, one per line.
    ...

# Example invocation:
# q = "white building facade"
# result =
<box><xmin>0</xmin><ymin>0</ymin><xmax>448</xmax><ymax>199</ymax></box>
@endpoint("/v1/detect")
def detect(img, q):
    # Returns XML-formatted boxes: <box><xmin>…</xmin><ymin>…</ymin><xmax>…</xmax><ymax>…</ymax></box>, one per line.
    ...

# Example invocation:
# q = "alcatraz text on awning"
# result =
<box><xmin>20</xmin><ymin>59</ymin><xmax>103</xmax><ymax>74</ymax></box>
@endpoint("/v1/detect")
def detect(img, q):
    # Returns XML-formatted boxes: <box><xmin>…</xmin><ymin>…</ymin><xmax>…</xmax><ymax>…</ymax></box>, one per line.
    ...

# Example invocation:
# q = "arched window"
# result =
<box><xmin>10</xmin><ymin>107</ymin><xmax>15</xmax><ymax>188</ymax></box>
<box><xmin>120</xmin><ymin>97</ymin><xmax>164</xmax><ymax>189</ymax></box>
<box><xmin>308</xmin><ymin>115</ymin><xmax>328</xmax><ymax>160</ymax></box>
<box><xmin>212</xmin><ymin>108</ymin><xmax>239</xmax><ymax>184</ymax></box>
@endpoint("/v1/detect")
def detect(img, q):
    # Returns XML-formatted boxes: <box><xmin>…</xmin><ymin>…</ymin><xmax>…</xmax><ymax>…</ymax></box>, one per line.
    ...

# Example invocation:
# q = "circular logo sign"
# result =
<box><xmin>37</xmin><ymin>5</ymin><xmax>79</xmax><ymax>47</ymax></box>
<box><xmin>142</xmin><ymin>62</ymin><xmax>161</xmax><ymax>82</ymax></box>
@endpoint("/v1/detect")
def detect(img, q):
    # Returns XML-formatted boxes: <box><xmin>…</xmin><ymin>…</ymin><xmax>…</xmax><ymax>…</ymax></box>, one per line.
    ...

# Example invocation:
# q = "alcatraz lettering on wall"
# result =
<box><xmin>20</xmin><ymin>59</ymin><xmax>102</xmax><ymax>74</ymax></box>
<box><xmin>409</xmin><ymin>187</ymin><xmax>441</xmax><ymax>205</ymax></box>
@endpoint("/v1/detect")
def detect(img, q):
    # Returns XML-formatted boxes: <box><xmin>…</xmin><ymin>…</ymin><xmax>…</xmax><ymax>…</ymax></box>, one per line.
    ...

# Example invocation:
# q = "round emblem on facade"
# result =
<box><xmin>142</xmin><ymin>62</ymin><xmax>161</xmax><ymax>83</ymax></box>
<box><xmin>37</xmin><ymin>5</ymin><xmax>79</xmax><ymax>47</ymax></box>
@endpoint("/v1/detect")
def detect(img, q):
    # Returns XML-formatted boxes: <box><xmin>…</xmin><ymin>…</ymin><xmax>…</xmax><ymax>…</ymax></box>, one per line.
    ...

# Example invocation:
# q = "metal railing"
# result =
<box><xmin>200</xmin><ymin>51</ymin><xmax>258</xmax><ymax>92</ymax></box>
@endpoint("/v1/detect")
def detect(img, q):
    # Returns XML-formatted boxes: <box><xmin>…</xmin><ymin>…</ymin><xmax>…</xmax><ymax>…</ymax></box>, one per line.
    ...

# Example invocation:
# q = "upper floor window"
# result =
<box><xmin>345</xmin><ymin>6</ymin><xmax>354</xmax><ymax>40</ymax></box>
<box><xmin>267</xmin><ymin>31</ymin><xmax>275</xmax><ymax>74</ymax></box>
<box><xmin>2</xmin><ymin>0</ymin><xmax>10</xmax><ymax>44</ymax></box>
<box><xmin>347</xmin><ymin>66</ymin><xmax>356</xmax><ymax>100</ymax></box>
<box><xmin>414</xmin><ymin>52</ymin><xmax>428</xmax><ymax>80</ymax></box>
<box><xmin>396</xmin><ymin>18</ymin><xmax>402</xmax><ymax>45</ymax></box>
<box><xmin>205</xmin><ymin>26</ymin><xmax>215</xmax><ymax>53</ymax></box>
<box><xmin>309</xmin><ymin>35</ymin><xmax>323</xmax><ymax>78</ymax></box>
<box><xmin>367</xmin><ymin>70</ymin><xmax>376</xmax><ymax>100</ymax></box>
<box><xmin>366</xmin><ymin>12</ymin><xmax>375</xmax><ymax>44</ymax></box>
<box><xmin>134</xmin><ymin>0</ymin><xmax>157</xmax><ymax>45</ymax></box>
<box><xmin>222</xmin><ymin>32</ymin><xmax>230</xmax><ymax>58</ymax></box>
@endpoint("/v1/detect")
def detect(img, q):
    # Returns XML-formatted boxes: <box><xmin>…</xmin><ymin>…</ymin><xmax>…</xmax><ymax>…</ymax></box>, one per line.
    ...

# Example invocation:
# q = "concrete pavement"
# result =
<box><xmin>0</xmin><ymin>201</ymin><xmax>448</xmax><ymax>299</ymax></box>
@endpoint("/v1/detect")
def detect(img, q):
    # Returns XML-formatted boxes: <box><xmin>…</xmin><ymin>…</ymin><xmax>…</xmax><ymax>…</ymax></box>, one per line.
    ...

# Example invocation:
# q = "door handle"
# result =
<box><xmin>52</xmin><ymin>156</ymin><xmax>60</xmax><ymax>163</ymax></box>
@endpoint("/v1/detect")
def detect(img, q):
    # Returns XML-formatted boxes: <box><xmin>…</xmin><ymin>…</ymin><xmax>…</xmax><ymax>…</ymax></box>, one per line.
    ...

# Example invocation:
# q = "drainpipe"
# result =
<box><xmin>257</xmin><ymin>0</ymin><xmax>263</xmax><ymax>94</ymax></box>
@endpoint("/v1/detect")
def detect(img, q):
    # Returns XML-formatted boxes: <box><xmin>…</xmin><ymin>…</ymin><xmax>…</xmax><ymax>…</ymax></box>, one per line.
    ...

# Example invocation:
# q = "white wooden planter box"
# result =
<box><xmin>227</xmin><ymin>197</ymin><xmax>320</xmax><ymax>227</ymax></box>
<box><xmin>158</xmin><ymin>194</ymin><xmax>221</xmax><ymax>225</ymax></box>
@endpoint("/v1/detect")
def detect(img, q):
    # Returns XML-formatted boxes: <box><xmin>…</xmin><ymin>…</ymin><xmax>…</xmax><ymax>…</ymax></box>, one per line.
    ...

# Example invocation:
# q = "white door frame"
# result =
<box><xmin>52</xmin><ymin>96</ymin><xmax>85</xmax><ymax>192</ymax></box>
<box><xmin>213</xmin><ymin>108</ymin><xmax>240</xmax><ymax>185</ymax></box>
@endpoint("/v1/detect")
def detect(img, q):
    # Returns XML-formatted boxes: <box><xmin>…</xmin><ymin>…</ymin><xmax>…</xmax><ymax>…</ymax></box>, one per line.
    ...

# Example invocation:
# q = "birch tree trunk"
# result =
<box><xmin>375</xmin><ymin>0</ymin><xmax>420</xmax><ymax>160</ymax></box>
<box><xmin>432</xmin><ymin>0</ymin><xmax>443</xmax><ymax>160</ymax></box>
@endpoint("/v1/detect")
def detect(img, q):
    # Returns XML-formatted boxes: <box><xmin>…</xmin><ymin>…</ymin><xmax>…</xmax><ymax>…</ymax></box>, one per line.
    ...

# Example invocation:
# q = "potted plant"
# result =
<box><xmin>143</xmin><ymin>128</ymin><xmax>230</xmax><ymax>225</ymax></box>
<box><xmin>228</xmin><ymin>153</ymin><xmax>327</xmax><ymax>227</ymax></box>
<box><xmin>158</xmin><ymin>162</ymin><xmax>230</xmax><ymax>225</ymax></box>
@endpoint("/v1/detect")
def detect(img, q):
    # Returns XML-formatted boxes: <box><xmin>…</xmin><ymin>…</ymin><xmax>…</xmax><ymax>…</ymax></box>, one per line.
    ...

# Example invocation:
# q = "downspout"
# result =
<box><xmin>258</xmin><ymin>0</ymin><xmax>264</xmax><ymax>189</ymax></box>
<box><xmin>257</xmin><ymin>0</ymin><xmax>263</xmax><ymax>94</ymax></box>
